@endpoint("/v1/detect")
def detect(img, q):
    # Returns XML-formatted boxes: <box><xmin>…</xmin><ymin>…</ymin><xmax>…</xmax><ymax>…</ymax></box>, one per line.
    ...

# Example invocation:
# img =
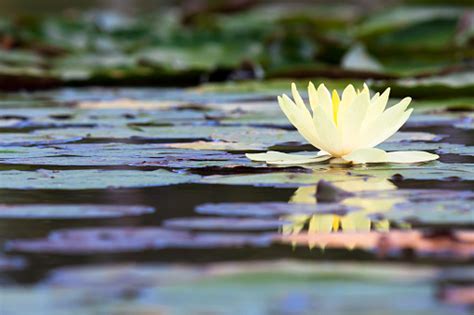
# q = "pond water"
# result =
<box><xmin>0</xmin><ymin>87</ymin><xmax>473</xmax><ymax>314</ymax></box>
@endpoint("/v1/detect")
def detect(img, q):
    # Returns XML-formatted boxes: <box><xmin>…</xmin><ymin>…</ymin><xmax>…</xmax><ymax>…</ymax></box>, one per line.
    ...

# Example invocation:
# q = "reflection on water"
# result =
<box><xmin>281</xmin><ymin>178</ymin><xmax>409</xmax><ymax>248</ymax></box>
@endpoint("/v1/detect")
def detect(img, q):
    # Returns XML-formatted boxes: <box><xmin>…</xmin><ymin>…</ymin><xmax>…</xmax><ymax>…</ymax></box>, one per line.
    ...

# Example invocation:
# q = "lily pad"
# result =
<box><xmin>14</xmin><ymin>261</ymin><xmax>466</xmax><ymax>315</ymax></box>
<box><xmin>350</xmin><ymin>162</ymin><xmax>474</xmax><ymax>181</ymax></box>
<box><xmin>436</xmin><ymin>145</ymin><xmax>474</xmax><ymax>157</ymax></box>
<box><xmin>381</xmin><ymin>200</ymin><xmax>474</xmax><ymax>226</ymax></box>
<box><xmin>0</xmin><ymin>204</ymin><xmax>154</xmax><ymax>219</ymax></box>
<box><xmin>7</xmin><ymin>227</ymin><xmax>275</xmax><ymax>254</ymax></box>
<box><xmin>163</xmin><ymin>217</ymin><xmax>286</xmax><ymax>231</ymax></box>
<box><xmin>196</xmin><ymin>202</ymin><xmax>357</xmax><ymax>217</ymax></box>
<box><xmin>373</xmin><ymin>72</ymin><xmax>474</xmax><ymax>98</ymax></box>
<box><xmin>0</xmin><ymin>169</ymin><xmax>199</xmax><ymax>190</ymax></box>
<box><xmin>378</xmin><ymin>142</ymin><xmax>463</xmax><ymax>154</ymax></box>
<box><xmin>30</xmin><ymin>125</ymin><xmax>302</xmax><ymax>146</ymax></box>
<box><xmin>201</xmin><ymin>168</ymin><xmax>365</xmax><ymax>188</ymax></box>
<box><xmin>0</xmin><ymin>255</ymin><xmax>27</xmax><ymax>271</ymax></box>
<box><xmin>0</xmin><ymin>145</ymin><xmax>249</xmax><ymax>168</ymax></box>
<box><xmin>0</xmin><ymin>133</ymin><xmax>82</xmax><ymax>147</ymax></box>
<box><xmin>359</xmin><ymin>189</ymin><xmax>474</xmax><ymax>202</ymax></box>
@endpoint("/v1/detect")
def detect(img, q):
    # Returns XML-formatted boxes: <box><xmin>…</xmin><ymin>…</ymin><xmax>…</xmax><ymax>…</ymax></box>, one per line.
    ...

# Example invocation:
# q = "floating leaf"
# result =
<box><xmin>0</xmin><ymin>255</ymin><xmax>27</xmax><ymax>271</ymax></box>
<box><xmin>350</xmin><ymin>162</ymin><xmax>474</xmax><ymax>181</ymax></box>
<box><xmin>436</xmin><ymin>145</ymin><xmax>474</xmax><ymax>157</ymax></box>
<box><xmin>0</xmin><ymin>204</ymin><xmax>154</xmax><ymax>219</ymax></box>
<box><xmin>0</xmin><ymin>169</ymin><xmax>199</xmax><ymax>190</ymax></box>
<box><xmin>201</xmin><ymin>168</ymin><xmax>366</xmax><ymax>188</ymax></box>
<box><xmin>0</xmin><ymin>144</ymin><xmax>249</xmax><ymax>168</ymax></box>
<box><xmin>7</xmin><ymin>227</ymin><xmax>275</xmax><ymax>254</ymax></box>
<box><xmin>10</xmin><ymin>261</ymin><xmax>464</xmax><ymax>315</ymax></box>
<box><xmin>373</xmin><ymin>72</ymin><xmax>474</xmax><ymax>98</ymax></box>
<box><xmin>163</xmin><ymin>217</ymin><xmax>286</xmax><ymax>231</ymax></box>
<box><xmin>381</xmin><ymin>200</ymin><xmax>474</xmax><ymax>226</ymax></box>
<box><xmin>0</xmin><ymin>133</ymin><xmax>82</xmax><ymax>147</ymax></box>
<box><xmin>196</xmin><ymin>202</ymin><xmax>356</xmax><ymax>217</ymax></box>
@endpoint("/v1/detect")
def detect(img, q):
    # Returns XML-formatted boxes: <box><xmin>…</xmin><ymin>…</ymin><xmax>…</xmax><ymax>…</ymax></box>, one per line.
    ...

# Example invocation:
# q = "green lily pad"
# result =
<box><xmin>0</xmin><ymin>255</ymin><xmax>27</xmax><ymax>271</ymax></box>
<box><xmin>0</xmin><ymin>106</ymin><xmax>208</xmax><ymax>130</ymax></box>
<box><xmin>196</xmin><ymin>202</ymin><xmax>356</xmax><ymax>217</ymax></box>
<box><xmin>359</xmin><ymin>189</ymin><xmax>474</xmax><ymax>202</ymax></box>
<box><xmin>1</xmin><ymin>262</ymin><xmax>461</xmax><ymax>315</ymax></box>
<box><xmin>7</xmin><ymin>227</ymin><xmax>275</xmax><ymax>254</ymax></box>
<box><xmin>163</xmin><ymin>217</ymin><xmax>286</xmax><ymax>231</ymax></box>
<box><xmin>372</xmin><ymin>72</ymin><xmax>474</xmax><ymax>98</ymax></box>
<box><xmin>0</xmin><ymin>204</ymin><xmax>154</xmax><ymax>219</ymax></box>
<box><xmin>380</xmin><ymin>200</ymin><xmax>474</xmax><ymax>226</ymax></box>
<box><xmin>0</xmin><ymin>133</ymin><xmax>82</xmax><ymax>147</ymax></box>
<box><xmin>350</xmin><ymin>162</ymin><xmax>474</xmax><ymax>181</ymax></box>
<box><xmin>0</xmin><ymin>169</ymin><xmax>199</xmax><ymax>190</ymax></box>
<box><xmin>455</xmin><ymin>122</ymin><xmax>474</xmax><ymax>130</ymax></box>
<box><xmin>410</xmin><ymin>99</ymin><xmax>474</xmax><ymax>113</ymax></box>
<box><xmin>31</xmin><ymin>125</ymin><xmax>301</xmax><ymax>145</ymax></box>
<box><xmin>201</xmin><ymin>168</ymin><xmax>363</xmax><ymax>188</ymax></box>
<box><xmin>0</xmin><ymin>143</ymin><xmax>250</xmax><ymax>168</ymax></box>
<box><xmin>378</xmin><ymin>142</ymin><xmax>466</xmax><ymax>155</ymax></box>
<box><xmin>436</xmin><ymin>145</ymin><xmax>474</xmax><ymax>157</ymax></box>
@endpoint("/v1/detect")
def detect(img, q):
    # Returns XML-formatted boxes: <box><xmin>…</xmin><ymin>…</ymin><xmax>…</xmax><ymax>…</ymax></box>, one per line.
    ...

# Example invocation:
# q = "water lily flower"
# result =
<box><xmin>246</xmin><ymin>82</ymin><xmax>439</xmax><ymax>165</ymax></box>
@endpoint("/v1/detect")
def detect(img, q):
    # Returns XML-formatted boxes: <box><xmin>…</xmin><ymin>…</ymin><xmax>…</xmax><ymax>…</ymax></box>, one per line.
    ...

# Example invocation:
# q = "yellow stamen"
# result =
<box><xmin>331</xmin><ymin>89</ymin><xmax>340</xmax><ymax>124</ymax></box>
<box><xmin>332</xmin><ymin>216</ymin><xmax>340</xmax><ymax>231</ymax></box>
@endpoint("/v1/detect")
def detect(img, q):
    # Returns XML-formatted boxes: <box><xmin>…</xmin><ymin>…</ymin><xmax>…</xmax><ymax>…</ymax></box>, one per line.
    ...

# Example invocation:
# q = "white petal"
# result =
<box><xmin>372</xmin><ymin>88</ymin><xmax>390</xmax><ymax>117</ymax></box>
<box><xmin>385</xmin><ymin>151</ymin><xmax>439</xmax><ymax>163</ymax></box>
<box><xmin>308</xmin><ymin>82</ymin><xmax>318</xmax><ymax>114</ymax></box>
<box><xmin>342</xmin><ymin>148</ymin><xmax>388</xmax><ymax>164</ymax></box>
<box><xmin>245</xmin><ymin>151</ymin><xmax>331</xmax><ymax>165</ymax></box>
<box><xmin>313</xmin><ymin>100</ymin><xmax>342</xmax><ymax>155</ymax></box>
<box><xmin>338</xmin><ymin>88</ymin><xmax>371</xmax><ymax>152</ymax></box>
<box><xmin>362</xmin><ymin>83</ymin><xmax>370</xmax><ymax>95</ymax></box>
<box><xmin>317</xmin><ymin>83</ymin><xmax>333</xmax><ymax>118</ymax></box>
<box><xmin>338</xmin><ymin>84</ymin><xmax>357</xmax><ymax>114</ymax></box>
<box><xmin>278</xmin><ymin>95</ymin><xmax>323</xmax><ymax>149</ymax></box>
<box><xmin>361</xmin><ymin>97</ymin><xmax>412</xmax><ymax>148</ymax></box>
<box><xmin>291</xmin><ymin>83</ymin><xmax>307</xmax><ymax>111</ymax></box>
<box><xmin>364</xmin><ymin>87</ymin><xmax>390</xmax><ymax>126</ymax></box>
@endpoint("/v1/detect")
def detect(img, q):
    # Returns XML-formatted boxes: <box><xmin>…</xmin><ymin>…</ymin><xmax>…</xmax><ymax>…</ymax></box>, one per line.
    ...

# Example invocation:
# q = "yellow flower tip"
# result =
<box><xmin>331</xmin><ymin>89</ymin><xmax>340</xmax><ymax>103</ymax></box>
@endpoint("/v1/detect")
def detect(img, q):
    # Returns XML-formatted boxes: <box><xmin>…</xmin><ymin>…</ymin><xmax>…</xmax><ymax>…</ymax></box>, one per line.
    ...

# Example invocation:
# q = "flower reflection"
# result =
<box><xmin>281</xmin><ymin>177</ymin><xmax>407</xmax><ymax>249</ymax></box>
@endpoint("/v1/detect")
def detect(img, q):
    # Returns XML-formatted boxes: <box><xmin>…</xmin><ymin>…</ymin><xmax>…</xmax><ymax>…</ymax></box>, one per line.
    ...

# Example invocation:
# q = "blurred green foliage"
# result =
<box><xmin>0</xmin><ymin>0</ymin><xmax>472</xmax><ymax>93</ymax></box>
